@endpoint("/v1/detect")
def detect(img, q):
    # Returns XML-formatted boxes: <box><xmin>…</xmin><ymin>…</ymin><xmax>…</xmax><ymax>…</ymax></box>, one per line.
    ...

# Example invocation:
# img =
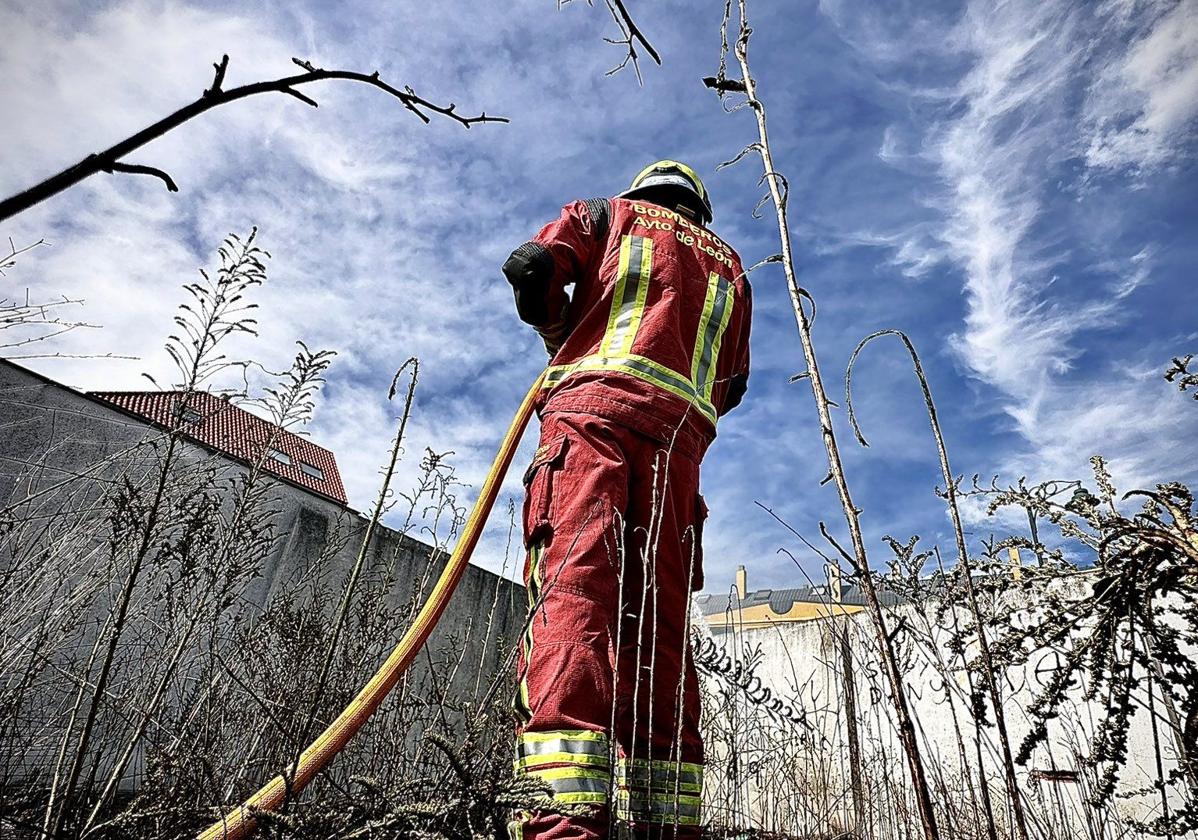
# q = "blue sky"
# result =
<box><xmin>2</xmin><ymin>0</ymin><xmax>1195</xmax><ymax>592</ymax></box>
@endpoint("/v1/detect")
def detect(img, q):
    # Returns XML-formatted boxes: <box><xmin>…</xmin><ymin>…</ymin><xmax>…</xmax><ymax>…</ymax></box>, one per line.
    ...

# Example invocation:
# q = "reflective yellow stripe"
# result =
<box><xmin>691</xmin><ymin>271</ymin><xmax>719</xmax><ymax>385</ymax></box>
<box><xmin>553</xmin><ymin>791</ymin><xmax>608</xmax><ymax>805</ymax></box>
<box><xmin>523</xmin><ymin>765</ymin><xmax>609</xmax><ymax>782</ymax></box>
<box><xmin>602</xmin><ymin>236</ymin><xmax>652</xmax><ymax>356</ymax></box>
<box><xmin>515</xmin><ymin>543</ymin><xmax>543</xmax><ymax>723</ymax></box>
<box><xmin>624</xmin><ymin>240</ymin><xmax>652</xmax><ymax>353</ymax></box>
<box><xmin>543</xmin><ymin>354</ymin><xmax>718</xmax><ymax>425</ymax></box>
<box><xmin>691</xmin><ymin>272</ymin><xmax>734</xmax><ymax>401</ymax></box>
<box><xmin>514</xmin><ymin>751</ymin><xmax>611</xmax><ymax>772</ymax></box>
<box><xmin>617</xmin><ymin>757</ymin><xmax>704</xmax><ymax>794</ymax></box>
<box><xmin>615</xmin><ymin>790</ymin><xmax>702</xmax><ymax>825</ymax></box>
<box><xmin>518</xmin><ymin>765</ymin><xmax>611</xmax><ymax>804</ymax></box>
<box><xmin>518</xmin><ymin>729</ymin><xmax>607</xmax><ymax>744</ymax></box>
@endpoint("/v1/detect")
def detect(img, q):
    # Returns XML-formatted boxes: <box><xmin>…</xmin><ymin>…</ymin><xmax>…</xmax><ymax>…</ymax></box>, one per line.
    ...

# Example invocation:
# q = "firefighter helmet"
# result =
<box><xmin>618</xmin><ymin>159</ymin><xmax>713</xmax><ymax>224</ymax></box>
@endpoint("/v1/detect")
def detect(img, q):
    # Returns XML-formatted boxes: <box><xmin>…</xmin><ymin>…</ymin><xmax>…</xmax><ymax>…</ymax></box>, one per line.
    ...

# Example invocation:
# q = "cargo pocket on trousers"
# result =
<box><xmin>691</xmin><ymin>492</ymin><xmax>709</xmax><ymax>592</ymax></box>
<box><xmin>522</xmin><ymin>434</ymin><xmax>569</xmax><ymax>548</ymax></box>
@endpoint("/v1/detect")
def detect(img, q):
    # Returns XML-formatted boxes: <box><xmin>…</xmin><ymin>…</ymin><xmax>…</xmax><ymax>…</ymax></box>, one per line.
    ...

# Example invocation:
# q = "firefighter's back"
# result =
<box><xmin>541</xmin><ymin>196</ymin><xmax>751</xmax><ymax>457</ymax></box>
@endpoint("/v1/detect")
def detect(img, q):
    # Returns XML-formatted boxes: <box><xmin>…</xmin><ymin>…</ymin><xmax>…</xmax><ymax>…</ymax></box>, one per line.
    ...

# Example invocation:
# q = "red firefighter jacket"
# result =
<box><xmin>513</xmin><ymin>197</ymin><xmax>751</xmax><ymax>459</ymax></box>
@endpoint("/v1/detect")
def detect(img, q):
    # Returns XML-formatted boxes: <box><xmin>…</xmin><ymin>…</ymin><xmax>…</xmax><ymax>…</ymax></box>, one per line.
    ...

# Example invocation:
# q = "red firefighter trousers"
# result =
<box><xmin>513</xmin><ymin>410</ymin><xmax>706</xmax><ymax>840</ymax></box>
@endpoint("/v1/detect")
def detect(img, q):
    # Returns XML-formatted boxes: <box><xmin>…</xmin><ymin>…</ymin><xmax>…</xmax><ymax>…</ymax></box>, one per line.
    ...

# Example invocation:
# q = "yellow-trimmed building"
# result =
<box><xmin>695</xmin><ymin>565</ymin><xmax>903</xmax><ymax>629</ymax></box>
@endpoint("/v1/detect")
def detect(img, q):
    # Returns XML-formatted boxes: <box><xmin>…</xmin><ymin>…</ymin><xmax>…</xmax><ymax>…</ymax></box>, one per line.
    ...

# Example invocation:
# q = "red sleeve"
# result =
<box><xmin>735</xmin><ymin>280</ymin><xmax>752</xmax><ymax>381</ymax></box>
<box><xmin>529</xmin><ymin>200</ymin><xmax>606</xmax><ymax>339</ymax></box>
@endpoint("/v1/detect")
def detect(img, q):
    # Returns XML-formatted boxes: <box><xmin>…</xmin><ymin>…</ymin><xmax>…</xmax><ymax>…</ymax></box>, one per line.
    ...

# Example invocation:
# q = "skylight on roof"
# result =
<box><xmin>300</xmin><ymin>461</ymin><xmax>324</xmax><ymax>480</ymax></box>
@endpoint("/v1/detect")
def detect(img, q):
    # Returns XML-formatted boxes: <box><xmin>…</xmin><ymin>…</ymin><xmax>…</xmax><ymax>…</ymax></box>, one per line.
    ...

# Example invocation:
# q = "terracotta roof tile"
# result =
<box><xmin>91</xmin><ymin>390</ymin><xmax>347</xmax><ymax>505</ymax></box>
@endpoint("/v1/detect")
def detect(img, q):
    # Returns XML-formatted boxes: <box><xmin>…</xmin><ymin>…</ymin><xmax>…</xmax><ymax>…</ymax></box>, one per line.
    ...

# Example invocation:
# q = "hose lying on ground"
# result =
<box><xmin>197</xmin><ymin>371</ymin><xmax>546</xmax><ymax>840</ymax></box>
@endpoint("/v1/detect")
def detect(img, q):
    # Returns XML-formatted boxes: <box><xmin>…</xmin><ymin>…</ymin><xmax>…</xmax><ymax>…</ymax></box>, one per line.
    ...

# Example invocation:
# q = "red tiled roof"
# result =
<box><xmin>91</xmin><ymin>390</ymin><xmax>348</xmax><ymax>505</ymax></box>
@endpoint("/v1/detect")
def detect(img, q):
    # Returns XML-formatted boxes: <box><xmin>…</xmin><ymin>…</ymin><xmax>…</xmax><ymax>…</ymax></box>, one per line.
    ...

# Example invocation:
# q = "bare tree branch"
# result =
<box><xmin>0</xmin><ymin>237</ymin><xmax>48</xmax><ymax>275</ymax></box>
<box><xmin>604</xmin><ymin>0</ymin><xmax>661</xmax><ymax>80</ymax></box>
<box><xmin>562</xmin><ymin>0</ymin><xmax>661</xmax><ymax>83</ymax></box>
<box><xmin>100</xmin><ymin>161</ymin><xmax>179</xmax><ymax>192</ymax></box>
<box><xmin>0</xmin><ymin>54</ymin><xmax>508</xmax><ymax>223</ymax></box>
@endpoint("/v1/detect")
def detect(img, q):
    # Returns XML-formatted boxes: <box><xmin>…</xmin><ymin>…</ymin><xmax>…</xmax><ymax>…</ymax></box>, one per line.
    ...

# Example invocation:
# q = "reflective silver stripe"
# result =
<box><xmin>692</xmin><ymin>272</ymin><xmax>734</xmax><ymax>400</ymax></box>
<box><xmin>602</xmin><ymin>236</ymin><xmax>652</xmax><ymax>356</ymax></box>
<box><xmin>519</xmin><ymin>737</ymin><xmax>609</xmax><ymax>759</ymax></box>
<box><xmin>542</xmin><ymin>774</ymin><xmax>609</xmax><ymax>796</ymax></box>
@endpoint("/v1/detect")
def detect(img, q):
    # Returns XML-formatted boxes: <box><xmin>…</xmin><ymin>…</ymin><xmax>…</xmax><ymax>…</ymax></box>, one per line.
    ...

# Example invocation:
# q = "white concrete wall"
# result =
<box><xmin>696</xmin><ymin>589</ymin><xmax>1190</xmax><ymax>839</ymax></box>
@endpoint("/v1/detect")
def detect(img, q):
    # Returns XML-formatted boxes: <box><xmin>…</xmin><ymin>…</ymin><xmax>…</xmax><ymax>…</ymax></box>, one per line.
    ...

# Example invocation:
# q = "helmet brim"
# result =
<box><xmin>618</xmin><ymin>180</ymin><xmax>714</xmax><ymax>225</ymax></box>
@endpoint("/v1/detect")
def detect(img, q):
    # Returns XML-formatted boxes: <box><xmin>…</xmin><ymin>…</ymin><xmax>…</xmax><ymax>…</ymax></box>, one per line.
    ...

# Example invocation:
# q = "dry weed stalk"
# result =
<box><xmin>846</xmin><ymin>329</ymin><xmax>1031</xmax><ymax>840</ymax></box>
<box><xmin>705</xmin><ymin>2</ymin><xmax>940</xmax><ymax>837</ymax></box>
<box><xmin>0</xmin><ymin>229</ymin><xmax>513</xmax><ymax>839</ymax></box>
<box><xmin>40</xmin><ymin>229</ymin><xmax>273</xmax><ymax>839</ymax></box>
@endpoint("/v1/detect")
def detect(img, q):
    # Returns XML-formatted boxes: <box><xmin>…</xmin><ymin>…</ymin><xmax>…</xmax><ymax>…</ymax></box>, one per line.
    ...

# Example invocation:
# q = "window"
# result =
<box><xmin>266</xmin><ymin>447</ymin><xmax>292</xmax><ymax>465</ymax></box>
<box><xmin>300</xmin><ymin>461</ymin><xmax>325</xmax><ymax>480</ymax></box>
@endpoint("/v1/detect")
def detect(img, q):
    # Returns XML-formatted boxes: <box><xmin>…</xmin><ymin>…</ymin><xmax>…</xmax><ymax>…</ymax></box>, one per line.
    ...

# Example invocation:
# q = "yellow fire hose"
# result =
<box><xmin>198</xmin><ymin>371</ymin><xmax>546</xmax><ymax>840</ymax></box>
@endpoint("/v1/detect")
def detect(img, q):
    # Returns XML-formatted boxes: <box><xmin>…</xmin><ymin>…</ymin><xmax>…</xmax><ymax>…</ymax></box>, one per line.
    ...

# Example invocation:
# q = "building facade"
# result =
<box><xmin>0</xmin><ymin>358</ymin><xmax>524</xmax><ymax>801</ymax></box>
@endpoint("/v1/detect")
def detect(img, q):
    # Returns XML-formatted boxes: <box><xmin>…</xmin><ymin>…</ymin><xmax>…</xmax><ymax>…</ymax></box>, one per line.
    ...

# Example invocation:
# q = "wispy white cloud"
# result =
<box><xmin>818</xmin><ymin>0</ymin><xmax>1197</xmax><ymax>521</ymax></box>
<box><xmin>1083</xmin><ymin>0</ymin><xmax>1198</xmax><ymax>176</ymax></box>
<box><xmin>933</xmin><ymin>0</ymin><xmax>1088</xmax><ymax>400</ymax></box>
<box><xmin>813</xmin><ymin>226</ymin><xmax>949</xmax><ymax>279</ymax></box>
<box><xmin>928</xmin><ymin>1</ymin><xmax>1192</xmax><ymax>468</ymax></box>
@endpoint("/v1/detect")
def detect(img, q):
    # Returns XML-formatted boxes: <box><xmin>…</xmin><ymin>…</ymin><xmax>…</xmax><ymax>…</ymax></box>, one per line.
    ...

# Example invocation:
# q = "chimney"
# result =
<box><xmin>1008</xmin><ymin>546</ymin><xmax>1023</xmax><ymax>581</ymax></box>
<box><xmin>735</xmin><ymin>565</ymin><xmax>747</xmax><ymax>601</ymax></box>
<box><xmin>827</xmin><ymin>562</ymin><xmax>842</xmax><ymax>603</ymax></box>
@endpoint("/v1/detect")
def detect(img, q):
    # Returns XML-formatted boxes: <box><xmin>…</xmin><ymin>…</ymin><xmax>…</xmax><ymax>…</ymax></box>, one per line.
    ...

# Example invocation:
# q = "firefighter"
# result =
<box><xmin>502</xmin><ymin>160</ymin><xmax>751</xmax><ymax>840</ymax></box>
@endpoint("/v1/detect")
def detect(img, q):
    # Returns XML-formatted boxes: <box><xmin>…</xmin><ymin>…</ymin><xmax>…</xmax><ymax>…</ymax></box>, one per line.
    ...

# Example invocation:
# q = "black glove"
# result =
<box><xmin>502</xmin><ymin>242</ymin><xmax>555</xmax><ymax>327</ymax></box>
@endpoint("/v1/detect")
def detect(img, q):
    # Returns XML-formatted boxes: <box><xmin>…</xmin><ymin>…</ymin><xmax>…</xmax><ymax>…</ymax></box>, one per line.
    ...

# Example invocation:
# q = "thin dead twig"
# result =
<box><xmin>0</xmin><ymin>237</ymin><xmax>49</xmax><ymax>275</ymax></box>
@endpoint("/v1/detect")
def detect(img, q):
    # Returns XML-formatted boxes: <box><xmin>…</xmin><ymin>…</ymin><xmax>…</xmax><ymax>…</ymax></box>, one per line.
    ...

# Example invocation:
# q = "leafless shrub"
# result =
<box><xmin>948</xmin><ymin>458</ymin><xmax>1197</xmax><ymax>835</ymax></box>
